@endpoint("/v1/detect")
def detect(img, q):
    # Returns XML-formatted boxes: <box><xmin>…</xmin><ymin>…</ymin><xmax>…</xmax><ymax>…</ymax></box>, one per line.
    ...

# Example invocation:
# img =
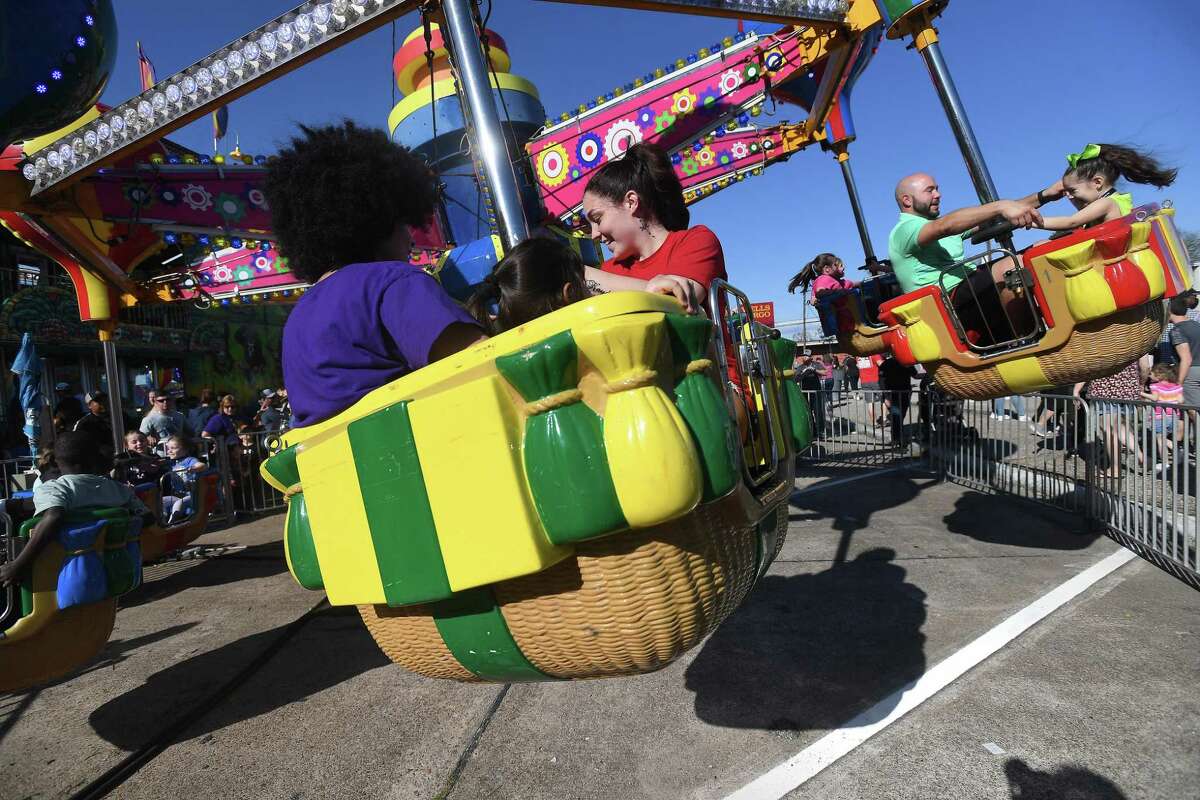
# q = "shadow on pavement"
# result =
<box><xmin>685</xmin><ymin>547</ymin><xmax>926</xmax><ymax>731</ymax></box>
<box><xmin>89</xmin><ymin>606</ymin><xmax>388</xmax><ymax>750</ymax></box>
<box><xmin>120</xmin><ymin>540</ymin><xmax>288</xmax><ymax>608</ymax></box>
<box><xmin>943</xmin><ymin>491</ymin><xmax>1096</xmax><ymax>549</ymax></box>
<box><xmin>790</xmin><ymin>474</ymin><xmax>939</xmax><ymax>563</ymax></box>
<box><xmin>1004</xmin><ymin>758</ymin><xmax>1128</xmax><ymax>799</ymax></box>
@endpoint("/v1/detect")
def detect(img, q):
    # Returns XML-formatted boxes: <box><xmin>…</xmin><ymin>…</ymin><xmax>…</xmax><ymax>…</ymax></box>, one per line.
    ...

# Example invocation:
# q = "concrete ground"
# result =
<box><xmin>2</xmin><ymin>465</ymin><xmax>1197</xmax><ymax>800</ymax></box>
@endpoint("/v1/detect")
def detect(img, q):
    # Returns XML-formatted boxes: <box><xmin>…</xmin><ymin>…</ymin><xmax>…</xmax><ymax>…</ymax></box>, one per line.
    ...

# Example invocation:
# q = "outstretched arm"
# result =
<box><xmin>916</xmin><ymin>200</ymin><xmax>1043</xmax><ymax>246</ymax></box>
<box><xmin>1038</xmin><ymin>196</ymin><xmax>1115</xmax><ymax>231</ymax></box>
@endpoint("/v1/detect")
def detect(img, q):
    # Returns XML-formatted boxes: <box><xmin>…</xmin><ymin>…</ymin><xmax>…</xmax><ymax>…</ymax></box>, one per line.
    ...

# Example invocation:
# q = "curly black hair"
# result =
<box><xmin>263</xmin><ymin>120</ymin><xmax>437</xmax><ymax>283</ymax></box>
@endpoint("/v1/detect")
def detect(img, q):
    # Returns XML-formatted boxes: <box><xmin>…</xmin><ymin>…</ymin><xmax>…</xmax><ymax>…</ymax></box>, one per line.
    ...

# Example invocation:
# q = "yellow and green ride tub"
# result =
<box><xmin>261</xmin><ymin>292</ymin><xmax>806</xmax><ymax>682</ymax></box>
<box><xmin>0</xmin><ymin>505</ymin><xmax>143</xmax><ymax>693</ymax></box>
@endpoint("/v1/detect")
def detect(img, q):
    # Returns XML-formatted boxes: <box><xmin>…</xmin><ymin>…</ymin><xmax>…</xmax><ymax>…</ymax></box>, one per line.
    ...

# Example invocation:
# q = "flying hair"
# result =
<box><xmin>1066</xmin><ymin>143</ymin><xmax>1178</xmax><ymax>189</ymax></box>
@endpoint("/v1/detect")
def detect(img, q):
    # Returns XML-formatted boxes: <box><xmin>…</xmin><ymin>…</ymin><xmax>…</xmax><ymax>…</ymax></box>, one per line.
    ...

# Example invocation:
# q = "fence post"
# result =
<box><xmin>1082</xmin><ymin>399</ymin><xmax>1099</xmax><ymax>532</ymax></box>
<box><xmin>216</xmin><ymin>441</ymin><xmax>236</xmax><ymax>525</ymax></box>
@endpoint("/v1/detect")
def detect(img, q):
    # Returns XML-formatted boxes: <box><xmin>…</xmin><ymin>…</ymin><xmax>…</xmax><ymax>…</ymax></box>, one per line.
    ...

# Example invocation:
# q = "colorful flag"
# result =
<box><xmin>212</xmin><ymin>106</ymin><xmax>229</xmax><ymax>152</ymax></box>
<box><xmin>137</xmin><ymin>41</ymin><xmax>156</xmax><ymax>91</ymax></box>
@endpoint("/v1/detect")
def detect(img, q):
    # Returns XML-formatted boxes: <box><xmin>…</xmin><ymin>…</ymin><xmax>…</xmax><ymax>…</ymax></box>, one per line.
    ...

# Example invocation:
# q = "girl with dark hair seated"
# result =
<box><xmin>1036</xmin><ymin>143</ymin><xmax>1177</xmax><ymax>231</ymax></box>
<box><xmin>581</xmin><ymin>142</ymin><xmax>726</xmax><ymax>311</ymax></box>
<box><xmin>264</xmin><ymin>120</ymin><xmax>486</xmax><ymax>428</ymax></box>
<box><xmin>465</xmin><ymin>236</ymin><xmax>591</xmax><ymax>334</ymax></box>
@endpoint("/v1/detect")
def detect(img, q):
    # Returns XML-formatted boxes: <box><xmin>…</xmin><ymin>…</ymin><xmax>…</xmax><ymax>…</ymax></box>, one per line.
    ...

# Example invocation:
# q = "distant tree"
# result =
<box><xmin>1183</xmin><ymin>230</ymin><xmax>1200</xmax><ymax>267</ymax></box>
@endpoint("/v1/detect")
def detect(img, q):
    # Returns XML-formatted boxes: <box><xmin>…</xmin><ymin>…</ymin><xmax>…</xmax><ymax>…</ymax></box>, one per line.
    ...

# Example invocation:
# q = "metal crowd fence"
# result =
<box><xmin>796</xmin><ymin>387</ymin><xmax>923</xmax><ymax>467</ymax></box>
<box><xmin>1</xmin><ymin>457</ymin><xmax>35</xmax><ymax>500</ymax></box>
<box><xmin>160</xmin><ymin>432</ymin><xmax>286</xmax><ymax>525</ymax></box>
<box><xmin>923</xmin><ymin>391</ymin><xmax>1199</xmax><ymax>590</ymax></box>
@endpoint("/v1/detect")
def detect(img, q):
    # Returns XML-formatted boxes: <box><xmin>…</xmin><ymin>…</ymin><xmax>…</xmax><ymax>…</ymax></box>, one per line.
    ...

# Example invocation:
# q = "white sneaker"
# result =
<box><xmin>990</xmin><ymin>413</ymin><xmax>1003</xmax><ymax>420</ymax></box>
<box><xmin>1018</xmin><ymin>415</ymin><xmax>1028</xmax><ymax>421</ymax></box>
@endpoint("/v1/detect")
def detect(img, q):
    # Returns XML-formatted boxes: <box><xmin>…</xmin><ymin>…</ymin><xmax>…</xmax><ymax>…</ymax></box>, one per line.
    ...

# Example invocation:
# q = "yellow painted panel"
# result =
<box><xmin>575</xmin><ymin>313</ymin><xmax>702</xmax><ymax>527</ymax></box>
<box><xmin>996</xmin><ymin>356</ymin><xmax>1050</xmax><ymax>395</ymax></box>
<box><xmin>888</xmin><ymin>298</ymin><xmax>944</xmax><ymax>362</ymax></box>
<box><xmin>409</xmin><ymin>376</ymin><xmax>569</xmax><ymax>591</ymax></box>
<box><xmin>296</xmin><ymin>435</ymin><xmax>386</xmax><ymax>605</ymax></box>
<box><xmin>1129</xmin><ymin>222</ymin><xmax>1166</xmax><ymax>299</ymax></box>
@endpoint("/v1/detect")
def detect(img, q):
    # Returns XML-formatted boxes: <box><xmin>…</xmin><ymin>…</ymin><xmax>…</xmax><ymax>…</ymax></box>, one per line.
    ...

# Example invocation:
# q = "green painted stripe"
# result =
<box><xmin>285</xmin><ymin>494</ymin><xmax>323</xmax><ymax>590</ymax></box>
<box><xmin>262</xmin><ymin>443</ymin><xmax>301</xmax><ymax>488</ymax></box>
<box><xmin>431</xmin><ymin>587</ymin><xmax>551</xmax><ymax>681</ymax></box>
<box><xmin>348</xmin><ymin>401</ymin><xmax>452</xmax><ymax>606</ymax></box>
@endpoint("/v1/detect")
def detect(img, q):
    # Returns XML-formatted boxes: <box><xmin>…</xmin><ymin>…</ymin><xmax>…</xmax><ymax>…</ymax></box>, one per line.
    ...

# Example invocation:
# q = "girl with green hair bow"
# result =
<box><xmin>1034</xmin><ymin>143</ymin><xmax>1178</xmax><ymax>232</ymax></box>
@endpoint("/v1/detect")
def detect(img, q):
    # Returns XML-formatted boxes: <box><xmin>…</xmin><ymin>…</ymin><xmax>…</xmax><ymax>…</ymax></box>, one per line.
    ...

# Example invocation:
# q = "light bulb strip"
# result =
<box><xmin>535</xmin><ymin>0</ymin><xmax>850</xmax><ymax>26</ymax></box>
<box><xmin>23</xmin><ymin>0</ymin><xmax>419</xmax><ymax>197</ymax></box>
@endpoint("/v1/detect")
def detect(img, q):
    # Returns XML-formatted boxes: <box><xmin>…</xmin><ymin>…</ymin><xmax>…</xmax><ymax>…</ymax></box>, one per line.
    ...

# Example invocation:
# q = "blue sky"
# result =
<box><xmin>102</xmin><ymin>1</ymin><xmax>1200</xmax><ymax>325</ymax></box>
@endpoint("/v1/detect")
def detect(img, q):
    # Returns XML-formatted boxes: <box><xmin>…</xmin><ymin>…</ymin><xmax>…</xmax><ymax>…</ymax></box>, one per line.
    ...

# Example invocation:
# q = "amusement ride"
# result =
<box><xmin>0</xmin><ymin>0</ymin><xmax>1191</xmax><ymax>689</ymax></box>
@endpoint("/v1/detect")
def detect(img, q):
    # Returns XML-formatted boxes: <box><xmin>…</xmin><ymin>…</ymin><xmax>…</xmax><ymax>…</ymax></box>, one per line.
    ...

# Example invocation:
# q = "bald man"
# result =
<box><xmin>888</xmin><ymin>173</ymin><xmax>1045</xmax><ymax>343</ymax></box>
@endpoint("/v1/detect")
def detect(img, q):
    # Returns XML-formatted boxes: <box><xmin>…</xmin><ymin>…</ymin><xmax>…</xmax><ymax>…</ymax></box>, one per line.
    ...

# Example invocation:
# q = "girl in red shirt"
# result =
<box><xmin>581</xmin><ymin>143</ymin><xmax>725</xmax><ymax>312</ymax></box>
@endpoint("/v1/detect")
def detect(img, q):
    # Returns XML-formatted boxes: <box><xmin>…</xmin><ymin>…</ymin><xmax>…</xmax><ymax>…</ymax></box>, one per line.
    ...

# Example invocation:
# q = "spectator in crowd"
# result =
<box><xmin>72</xmin><ymin>392</ymin><xmax>114</xmax><ymax>460</ymax></box>
<box><xmin>161</xmin><ymin>435</ymin><xmax>207</xmax><ymax>525</ymax></box>
<box><xmin>815</xmin><ymin>355</ymin><xmax>834</xmax><ymax>414</ymax></box>
<box><xmin>1031</xmin><ymin>386</ymin><xmax>1074</xmax><ymax>438</ymax></box>
<box><xmin>202</xmin><ymin>394</ymin><xmax>241</xmax><ymax>446</ymax></box>
<box><xmin>1142</xmin><ymin>363</ymin><xmax>1183</xmax><ymax>471</ymax></box>
<box><xmin>880</xmin><ymin>355</ymin><xmax>917</xmax><ymax>445</ymax></box>
<box><xmin>275</xmin><ymin>387</ymin><xmax>291</xmax><ymax>428</ymax></box>
<box><xmin>187</xmin><ymin>388</ymin><xmax>219</xmax><ymax>434</ymax></box>
<box><xmin>0</xmin><ymin>432</ymin><xmax>151</xmax><ymax>586</ymax></box>
<box><xmin>111</xmin><ymin>431</ymin><xmax>169</xmax><ymax>486</ymax></box>
<box><xmin>1168</xmin><ymin>295</ymin><xmax>1200</xmax><ymax>412</ymax></box>
<box><xmin>992</xmin><ymin>394</ymin><xmax>1027</xmax><ymax>422</ymax></box>
<box><xmin>1077</xmin><ymin>354</ymin><xmax>1152</xmax><ymax>478</ymax></box>
<box><xmin>831</xmin><ymin>355</ymin><xmax>846</xmax><ymax>407</ymax></box>
<box><xmin>858</xmin><ymin>354</ymin><xmax>884</xmax><ymax>426</ymax></box>
<box><xmin>843</xmin><ymin>355</ymin><xmax>860</xmax><ymax>396</ymax></box>
<box><xmin>52</xmin><ymin>382</ymin><xmax>85</xmax><ymax>431</ymax></box>
<box><xmin>797</xmin><ymin>354</ymin><xmax>825</xmax><ymax>433</ymax></box>
<box><xmin>140</xmin><ymin>388</ymin><xmax>192</xmax><ymax>452</ymax></box>
<box><xmin>256</xmin><ymin>390</ymin><xmax>283</xmax><ymax>431</ymax></box>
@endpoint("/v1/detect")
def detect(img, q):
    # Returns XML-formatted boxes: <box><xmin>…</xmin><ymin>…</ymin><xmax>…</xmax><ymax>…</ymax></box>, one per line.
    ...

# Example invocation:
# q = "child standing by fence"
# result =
<box><xmin>1143</xmin><ymin>363</ymin><xmax>1183</xmax><ymax>472</ymax></box>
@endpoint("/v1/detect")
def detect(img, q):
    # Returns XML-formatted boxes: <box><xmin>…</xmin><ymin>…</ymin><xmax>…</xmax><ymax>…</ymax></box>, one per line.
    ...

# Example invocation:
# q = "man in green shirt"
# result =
<box><xmin>887</xmin><ymin>173</ymin><xmax>1046</xmax><ymax>343</ymax></box>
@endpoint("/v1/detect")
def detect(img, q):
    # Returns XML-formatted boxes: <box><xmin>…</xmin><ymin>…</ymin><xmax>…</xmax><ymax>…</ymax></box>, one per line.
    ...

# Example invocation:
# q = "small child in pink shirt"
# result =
<box><xmin>1142</xmin><ymin>363</ymin><xmax>1182</xmax><ymax>469</ymax></box>
<box><xmin>805</xmin><ymin>253</ymin><xmax>857</xmax><ymax>305</ymax></box>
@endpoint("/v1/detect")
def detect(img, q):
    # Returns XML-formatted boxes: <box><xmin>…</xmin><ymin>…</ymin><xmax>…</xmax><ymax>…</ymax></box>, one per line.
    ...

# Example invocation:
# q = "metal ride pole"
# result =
<box><xmin>836</xmin><ymin>150</ymin><xmax>877</xmax><ymax>264</ymax></box>
<box><xmin>440</xmin><ymin>0</ymin><xmax>530</xmax><ymax>249</ymax></box>
<box><xmin>912</xmin><ymin>29</ymin><xmax>1000</xmax><ymax>205</ymax></box>
<box><xmin>99</xmin><ymin>325</ymin><xmax>124</xmax><ymax>456</ymax></box>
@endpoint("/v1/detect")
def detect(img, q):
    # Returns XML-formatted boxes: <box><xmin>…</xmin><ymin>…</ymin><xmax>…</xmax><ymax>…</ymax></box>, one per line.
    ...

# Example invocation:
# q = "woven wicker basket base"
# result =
<box><xmin>842</xmin><ymin>331</ymin><xmax>889</xmax><ymax>357</ymax></box>
<box><xmin>357</xmin><ymin>604</ymin><xmax>479</xmax><ymax>682</ymax></box>
<box><xmin>360</xmin><ymin>490</ymin><xmax>772</xmax><ymax>682</ymax></box>
<box><xmin>932</xmin><ymin>301</ymin><xmax>1164</xmax><ymax>400</ymax></box>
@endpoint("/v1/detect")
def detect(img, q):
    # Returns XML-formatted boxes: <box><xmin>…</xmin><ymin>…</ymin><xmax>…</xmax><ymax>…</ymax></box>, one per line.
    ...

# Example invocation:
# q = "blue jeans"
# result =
<box><xmin>993</xmin><ymin>395</ymin><xmax>1026</xmax><ymax>417</ymax></box>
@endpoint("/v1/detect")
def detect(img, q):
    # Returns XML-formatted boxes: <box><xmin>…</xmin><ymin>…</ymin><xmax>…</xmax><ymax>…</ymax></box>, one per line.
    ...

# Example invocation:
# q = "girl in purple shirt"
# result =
<box><xmin>264</xmin><ymin>122</ymin><xmax>485</xmax><ymax>427</ymax></box>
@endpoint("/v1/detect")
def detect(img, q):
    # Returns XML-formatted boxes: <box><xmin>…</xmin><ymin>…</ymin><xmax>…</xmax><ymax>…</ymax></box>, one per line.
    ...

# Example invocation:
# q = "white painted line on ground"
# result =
<box><xmin>723</xmin><ymin>547</ymin><xmax>1137</xmax><ymax>800</ymax></box>
<box><xmin>792</xmin><ymin>465</ymin><xmax>908</xmax><ymax>497</ymax></box>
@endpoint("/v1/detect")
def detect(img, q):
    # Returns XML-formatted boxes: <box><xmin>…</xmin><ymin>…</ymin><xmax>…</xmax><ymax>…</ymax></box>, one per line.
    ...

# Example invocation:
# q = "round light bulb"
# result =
<box><xmin>181</xmin><ymin>75</ymin><xmax>198</xmax><ymax>96</ymax></box>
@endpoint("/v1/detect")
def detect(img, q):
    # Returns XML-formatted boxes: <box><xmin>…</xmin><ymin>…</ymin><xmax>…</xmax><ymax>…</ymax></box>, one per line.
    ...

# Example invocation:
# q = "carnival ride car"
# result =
<box><xmin>3</xmin><ymin>0</ymin><xmax>1178</xmax><ymax>685</ymax></box>
<box><xmin>814</xmin><ymin>205</ymin><xmax>1192</xmax><ymax>399</ymax></box>
<box><xmin>0</xmin><ymin>477</ymin><xmax>218</xmax><ymax>692</ymax></box>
